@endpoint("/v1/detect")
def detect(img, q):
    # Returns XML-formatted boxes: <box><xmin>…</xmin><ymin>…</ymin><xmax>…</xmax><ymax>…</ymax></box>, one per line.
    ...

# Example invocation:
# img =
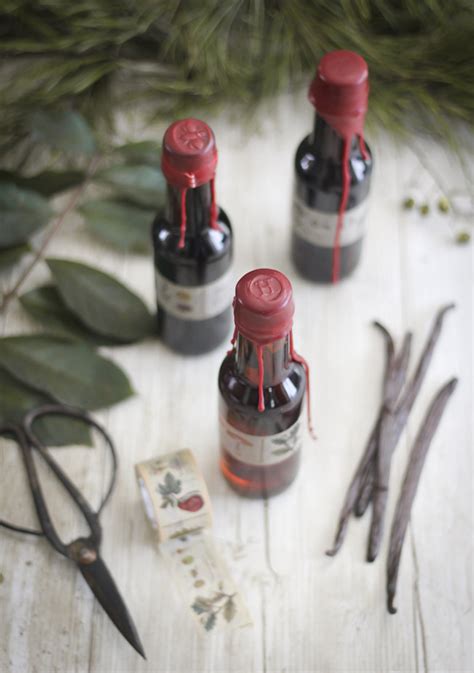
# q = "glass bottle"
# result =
<box><xmin>218</xmin><ymin>269</ymin><xmax>312</xmax><ymax>498</ymax></box>
<box><xmin>291</xmin><ymin>50</ymin><xmax>373</xmax><ymax>283</ymax></box>
<box><xmin>152</xmin><ymin>118</ymin><xmax>233</xmax><ymax>355</ymax></box>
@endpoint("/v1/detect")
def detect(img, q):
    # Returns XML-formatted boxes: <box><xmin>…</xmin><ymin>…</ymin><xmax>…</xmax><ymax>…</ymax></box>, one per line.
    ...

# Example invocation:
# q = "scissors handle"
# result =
<box><xmin>8</xmin><ymin>425</ymin><xmax>72</xmax><ymax>556</ymax></box>
<box><xmin>3</xmin><ymin>405</ymin><xmax>117</xmax><ymax>558</ymax></box>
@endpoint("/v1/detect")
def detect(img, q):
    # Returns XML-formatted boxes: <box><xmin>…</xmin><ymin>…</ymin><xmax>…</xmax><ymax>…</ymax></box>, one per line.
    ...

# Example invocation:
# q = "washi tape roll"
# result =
<box><xmin>136</xmin><ymin>449</ymin><xmax>251</xmax><ymax>633</ymax></box>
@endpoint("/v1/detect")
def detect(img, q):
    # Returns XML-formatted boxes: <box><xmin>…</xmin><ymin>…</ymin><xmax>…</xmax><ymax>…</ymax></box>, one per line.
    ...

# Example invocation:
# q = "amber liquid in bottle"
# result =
<box><xmin>219</xmin><ymin>334</ymin><xmax>305</xmax><ymax>498</ymax></box>
<box><xmin>152</xmin><ymin>182</ymin><xmax>233</xmax><ymax>355</ymax></box>
<box><xmin>292</xmin><ymin>116</ymin><xmax>372</xmax><ymax>283</ymax></box>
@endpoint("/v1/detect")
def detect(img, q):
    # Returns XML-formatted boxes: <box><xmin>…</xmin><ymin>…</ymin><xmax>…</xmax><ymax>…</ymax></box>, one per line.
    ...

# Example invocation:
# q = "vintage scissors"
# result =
<box><xmin>0</xmin><ymin>403</ymin><xmax>145</xmax><ymax>659</ymax></box>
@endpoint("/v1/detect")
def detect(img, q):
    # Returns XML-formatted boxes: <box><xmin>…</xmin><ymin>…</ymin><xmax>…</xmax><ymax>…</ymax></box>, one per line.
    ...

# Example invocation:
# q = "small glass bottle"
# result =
<box><xmin>218</xmin><ymin>269</ymin><xmax>313</xmax><ymax>498</ymax></box>
<box><xmin>152</xmin><ymin>118</ymin><xmax>233</xmax><ymax>355</ymax></box>
<box><xmin>291</xmin><ymin>50</ymin><xmax>373</xmax><ymax>283</ymax></box>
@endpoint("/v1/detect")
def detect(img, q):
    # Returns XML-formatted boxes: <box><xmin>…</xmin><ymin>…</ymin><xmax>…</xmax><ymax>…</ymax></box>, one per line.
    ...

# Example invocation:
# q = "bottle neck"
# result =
<box><xmin>166</xmin><ymin>181</ymin><xmax>213</xmax><ymax>235</ymax></box>
<box><xmin>235</xmin><ymin>333</ymin><xmax>291</xmax><ymax>387</ymax></box>
<box><xmin>311</xmin><ymin>114</ymin><xmax>358</xmax><ymax>159</ymax></box>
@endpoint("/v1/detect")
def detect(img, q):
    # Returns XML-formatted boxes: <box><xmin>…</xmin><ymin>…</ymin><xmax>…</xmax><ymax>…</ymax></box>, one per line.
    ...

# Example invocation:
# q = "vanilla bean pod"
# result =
<box><xmin>354</xmin><ymin>332</ymin><xmax>412</xmax><ymax>518</ymax></box>
<box><xmin>387</xmin><ymin>378</ymin><xmax>458</xmax><ymax>614</ymax></box>
<box><xmin>367</xmin><ymin>304</ymin><xmax>455</xmax><ymax>562</ymax></box>
<box><xmin>326</xmin><ymin>322</ymin><xmax>395</xmax><ymax>556</ymax></box>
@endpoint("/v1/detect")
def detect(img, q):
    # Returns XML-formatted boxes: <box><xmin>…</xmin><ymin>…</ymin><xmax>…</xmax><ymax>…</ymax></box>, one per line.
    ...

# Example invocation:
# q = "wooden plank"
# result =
<box><xmin>397</xmin><ymin>140</ymin><xmax>473</xmax><ymax>673</ymax></box>
<box><xmin>0</xmin><ymin>94</ymin><xmax>471</xmax><ymax>672</ymax></box>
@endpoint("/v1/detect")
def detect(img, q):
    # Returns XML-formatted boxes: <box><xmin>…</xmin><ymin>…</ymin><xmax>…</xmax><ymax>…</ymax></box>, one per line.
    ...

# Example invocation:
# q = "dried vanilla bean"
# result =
<box><xmin>387</xmin><ymin>378</ymin><xmax>458</xmax><ymax>614</ymax></box>
<box><xmin>354</xmin><ymin>332</ymin><xmax>412</xmax><ymax>517</ymax></box>
<box><xmin>367</xmin><ymin>303</ymin><xmax>455</xmax><ymax>562</ymax></box>
<box><xmin>326</xmin><ymin>322</ymin><xmax>395</xmax><ymax>556</ymax></box>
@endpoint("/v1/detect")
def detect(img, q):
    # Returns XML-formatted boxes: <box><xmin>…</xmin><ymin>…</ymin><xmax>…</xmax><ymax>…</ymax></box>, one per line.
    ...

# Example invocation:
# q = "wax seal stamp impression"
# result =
<box><xmin>249</xmin><ymin>274</ymin><xmax>283</xmax><ymax>301</ymax></box>
<box><xmin>175</xmin><ymin>120</ymin><xmax>211</xmax><ymax>153</ymax></box>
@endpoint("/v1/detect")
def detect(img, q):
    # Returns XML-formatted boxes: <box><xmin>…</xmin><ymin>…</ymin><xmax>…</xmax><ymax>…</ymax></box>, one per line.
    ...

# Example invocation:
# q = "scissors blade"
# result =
<box><xmin>77</xmin><ymin>553</ymin><xmax>146</xmax><ymax>659</ymax></box>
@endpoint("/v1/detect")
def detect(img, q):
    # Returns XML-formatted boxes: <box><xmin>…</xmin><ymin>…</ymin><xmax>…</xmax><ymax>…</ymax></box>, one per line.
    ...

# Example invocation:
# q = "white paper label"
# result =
<box><xmin>292</xmin><ymin>191</ymin><xmax>367</xmax><ymax>248</ymax></box>
<box><xmin>220</xmin><ymin>416</ymin><xmax>302</xmax><ymax>467</ymax></box>
<box><xmin>155</xmin><ymin>267</ymin><xmax>233</xmax><ymax>321</ymax></box>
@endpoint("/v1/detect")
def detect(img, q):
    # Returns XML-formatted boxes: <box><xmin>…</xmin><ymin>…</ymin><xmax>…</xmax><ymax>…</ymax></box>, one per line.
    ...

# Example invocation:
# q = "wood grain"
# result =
<box><xmin>0</xmin><ymin>93</ymin><xmax>472</xmax><ymax>672</ymax></box>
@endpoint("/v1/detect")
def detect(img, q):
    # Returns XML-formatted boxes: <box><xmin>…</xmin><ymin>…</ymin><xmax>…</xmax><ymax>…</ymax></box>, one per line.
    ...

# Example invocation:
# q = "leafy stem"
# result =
<box><xmin>0</xmin><ymin>154</ymin><xmax>100</xmax><ymax>314</ymax></box>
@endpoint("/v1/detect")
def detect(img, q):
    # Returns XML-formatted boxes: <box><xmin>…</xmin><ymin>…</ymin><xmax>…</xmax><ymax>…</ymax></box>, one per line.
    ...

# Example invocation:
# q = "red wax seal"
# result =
<box><xmin>234</xmin><ymin>269</ymin><xmax>294</xmax><ymax>343</ymax></box>
<box><xmin>308</xmin><ymin>50</ymin><xmax>369</xmax><ymax>139</ymax></box>
<box><xmin>161</xmin><ymin>118</ymin><xmax>218</xmax><ymax>189</ymax></box>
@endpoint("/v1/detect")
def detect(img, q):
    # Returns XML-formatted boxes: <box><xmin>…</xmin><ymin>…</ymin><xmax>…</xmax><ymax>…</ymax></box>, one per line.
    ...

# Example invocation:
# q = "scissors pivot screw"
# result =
<box><xmin>69</xmin><ymin>540</ymin><xmax>98</xmax><ymax>565</ymax></box>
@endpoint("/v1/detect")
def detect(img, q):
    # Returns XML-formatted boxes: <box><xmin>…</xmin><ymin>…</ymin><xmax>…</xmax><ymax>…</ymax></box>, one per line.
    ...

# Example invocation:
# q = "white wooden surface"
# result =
<box><xmin>0</xmin><ymin>92</ymin><xmax>472</xmax><ymax>673</ymax></box>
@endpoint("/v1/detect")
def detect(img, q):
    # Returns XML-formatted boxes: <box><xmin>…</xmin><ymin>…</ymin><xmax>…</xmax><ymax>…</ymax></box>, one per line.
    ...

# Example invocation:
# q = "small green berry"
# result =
<box><xmin>419</xmin><ymin>204</ymin><xmax>430</xmax><ymax>216</ymax></box>
<box><xmin>402</xmin><ymin>197</ymin><xmax>415</xmax><ymax>210</ymax></box>
<box><xmin>438</xmin><ymin>197</ymin><xmax>450</xmax><ymax>213</ymax></box>
<box><xmin>456</xmin><ymin>231</ymin><xmax>470</xmax><ymax>245</ymax></box>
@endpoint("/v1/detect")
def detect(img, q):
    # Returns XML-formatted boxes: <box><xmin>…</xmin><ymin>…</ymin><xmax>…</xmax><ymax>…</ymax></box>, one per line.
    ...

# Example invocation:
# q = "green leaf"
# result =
<box><xmin>29</xmin><ymin>110</ymin><xmax>96</xmax><ymax>156</ymax></box>
<box><xmin>0</xmin><ymin>243</ymin><xmax>30</xmax><ymax>273</ymax></box>
<box><xmin>114</xmin><ymin>141</ymin><xmax>161</xmax><ymax>166</ymax></box>
<box><xmin>164</xmin><ymin>471</ymin><xmax>181</xmax><ymax>494</ymax></box>
<box><xmin>0</xmin><ymin>335</ymin><xmax>134</xmax><ymax>410</ymax></box>
<box><xmin>79</xmin><ymin>199</ymin><xmax>153</xmax><ymax>253</ymax></box>
<box><xmin>96</xmin><ymin>165</ymin><xmax>165</xmax><ymax>208</ymax></box>
<box><xmin>204</xmin><ymin>613</ymin><xmax>217</xmax><ymax>631</ymax></box>
<box><xmin>19</xmin><ymin>285</ymin><xmax>120</xmax><ymax>345</ymax></box>
<box><xmin>0</xmin><ymin>182</ymin><xmax>53</xmax><ymax>247</ymax></box>
<box><xmin>46</xmin><ymin>258</ymin><xmax>155</xmax><ymax>342</ymax></box>
<box><xmin>0</xmin><ymin>170</ymin><xmax>85</xmax><ymax>197</ymax></box>
<box><xmin>0</xmin><ymin>367</ymin><xmax>91</xmax><ymax>447</ymax></box>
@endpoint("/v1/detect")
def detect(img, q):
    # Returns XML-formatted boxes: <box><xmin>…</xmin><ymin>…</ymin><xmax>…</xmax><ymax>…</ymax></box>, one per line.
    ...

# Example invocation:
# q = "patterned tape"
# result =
<box><xmin>135</xmin><ymin>449</ymin><xmax>251</xmax><ymax>633</ymax></box>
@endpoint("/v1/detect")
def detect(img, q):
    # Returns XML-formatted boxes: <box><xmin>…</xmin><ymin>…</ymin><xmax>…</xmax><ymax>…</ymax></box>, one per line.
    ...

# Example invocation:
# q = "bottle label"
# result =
<box><xmin>219</xmin><ymin>416</ymin><xmax>302</xmax><ymax>467</ymax></box>
<box><xmin>155</xmin><ymin>267</ymin><xmax>233</xmax><ymax>321</ymax></box>
<box><xmin>292</xmin><ymin>190</ymin><xmax>368</xmax><ymax>248</ymax></box>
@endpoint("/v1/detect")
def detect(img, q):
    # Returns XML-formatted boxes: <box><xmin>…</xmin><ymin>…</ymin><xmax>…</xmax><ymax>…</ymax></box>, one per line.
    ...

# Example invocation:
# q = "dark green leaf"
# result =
<box><xmin>0</xmin><ymin>170</ymin><xmax>85</xmax><ymax>197</ymax></box>
<box><xmin>191</xmin><ymin>600</ymin><xmax>207</xmax><ymax>615</ymax></box>
<box><xmin>46</xmin><ymin>258</ymin><xmax>155</xmax><ymax>342</ymax></box>
<box><xmin>0</xmin><ymin>335</ymin><xmax>134</xmax><ymax>410</ymax></box>
<box><xmin>79</xmin><ymin>199</ymin><xmax>153</xmax><ymax>253</ymax></box>
<box><xmin>0</xmin><ymin>182</ymin><xmax>53</xmax><ymax>247</ymax></box>
<box><xmin>19</xmin><ymin>285</ymin><xmax>120</xmax><ymax>345</ymax></box>
<box><xmin>164</xmin><ymin>472</ymin><xmax>181</xmax><ymax>494</ymax></box>
<box><xmin>114</xmin><ymin>141</ymin><xmax>161</xmax><ymax>166</ymax></box>
<box><xmin>0</xmin><ymin>243</ymin><xmax>30</xmax><ymax>273</ymax></box>
<box><xmin>204</xmin><ymin>613</ymin><xmax>217</xmax><ymax>631</ymax></box>
<box><xmin>96</xmin><ymin>165</ymin><xmax>165</xmax><ymax>208</ymax></box>
<box><xmin>0</xmin><ymin>367</ymin><xmax>91</xmax><ymax>446</ymax></box>
<box><xmin>29</xmin><ymin>110</ymin><xmax>96</xmax><ymax>156</ymax></box>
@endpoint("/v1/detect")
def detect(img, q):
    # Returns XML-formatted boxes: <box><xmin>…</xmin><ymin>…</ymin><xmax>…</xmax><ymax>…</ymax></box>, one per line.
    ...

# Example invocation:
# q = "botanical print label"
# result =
<box><xmin>136</xmin><ymin>449</ymin><xmax>212</xmax><ymax>543</ymax></box>
<box><xmin>292</xmin><ymin>191</ymin><xmax>368</xmax><ymax>248</ymax></box>
<box><xmin>163</xmin><ymin>532</ymin><xmax>252</xmax><ymax>632</ymax></box>
<box><xmin>220</xmin><ymin>416</ymin><xmax>302</xmax><ymax>466</ymax></box>
<box><xmin>155</xmin><ymin>267</ymin><xmax>233</xmax><ymax>321</ymax></box>
<box><xmin>136</xmin><ymin>449</ymin><xmax>252</xmax><ymax>633</ymax></box>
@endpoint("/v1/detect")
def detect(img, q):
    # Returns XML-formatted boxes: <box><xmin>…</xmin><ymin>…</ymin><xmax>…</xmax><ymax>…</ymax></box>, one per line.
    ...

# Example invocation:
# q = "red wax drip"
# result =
<box><xmin>256</xmin><ymin>344</ymin><xmax>265</xmax><ymax>413</ymax></box>
<box><xmin>178</xmin><ymin>188</ymin><xmax>187</xmax><ymax>249</ymax></box>
<box><xmin>358</xmin><ymin>134</ymin><xmax>368</xmax><ymax>161</ymax></box>
<box><xmin>290</xmin><ymin>330</ymin><xmax>316</xmax><ymax>439</ymax></box>
<box><xmin>210</xmin><ymin>177</ymin><xmax>219</xmax><ymax>231</ymax></box>
<box><xmin>332</xmin><ymin>137</ymin><xmax>351</xmax><ymax>284</ymax></box>
<box><xmin>227</xmin><ymin>326</ymin><xmax>238</xmax><ymax>355</ymax></box>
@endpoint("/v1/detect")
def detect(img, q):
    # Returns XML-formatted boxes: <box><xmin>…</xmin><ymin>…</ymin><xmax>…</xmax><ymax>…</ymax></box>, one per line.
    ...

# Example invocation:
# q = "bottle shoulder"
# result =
<box><xmin>218</xmin><ymin>353</ymin><xmax>306</xmax><ymax>412</ymax></box>
<box><xmin>152</xmin><ymin>207</ymin><xmax>233</xmax><ymax>286</ymax></box>
<box><xmin>294</xmin><ymin>134</ymin><xmax>373</xmax><ymax>211</ymax></box>
<box><xmin>295</xmin><ymin>134</ymin><xmax>372</xmax><ymax>183</ymax></box>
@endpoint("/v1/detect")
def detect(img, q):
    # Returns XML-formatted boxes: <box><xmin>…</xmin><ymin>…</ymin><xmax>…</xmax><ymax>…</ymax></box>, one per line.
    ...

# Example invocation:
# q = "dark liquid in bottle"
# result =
<box><xmin>219</xmin><ymin>337</ymin><xmax>305</xmax><ymax>497</ymax></box>
<box><xmin>292</xmin><ymin>118</ymin><xmax>372</xmax><ymax>283</ymax></box>
<box><xmin>152</xmin><ymin>183</ymin><xmax>233</xmax><ymax>355</ymax></box>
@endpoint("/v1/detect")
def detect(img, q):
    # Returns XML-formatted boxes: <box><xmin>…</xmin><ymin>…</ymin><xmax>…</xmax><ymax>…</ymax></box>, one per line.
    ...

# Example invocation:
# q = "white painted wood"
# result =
<box><xmin>0</xmin><ymin>92</ymin><xmax>472</xmax><ymax>672</ymax></box>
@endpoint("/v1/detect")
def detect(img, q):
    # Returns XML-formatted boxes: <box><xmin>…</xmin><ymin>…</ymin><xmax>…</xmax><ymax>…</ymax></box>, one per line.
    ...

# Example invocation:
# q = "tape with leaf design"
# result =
<box><xmin>135</xmin><ymin>449</ymin><xmax>251</xmax><ymax>632</ymax></box>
